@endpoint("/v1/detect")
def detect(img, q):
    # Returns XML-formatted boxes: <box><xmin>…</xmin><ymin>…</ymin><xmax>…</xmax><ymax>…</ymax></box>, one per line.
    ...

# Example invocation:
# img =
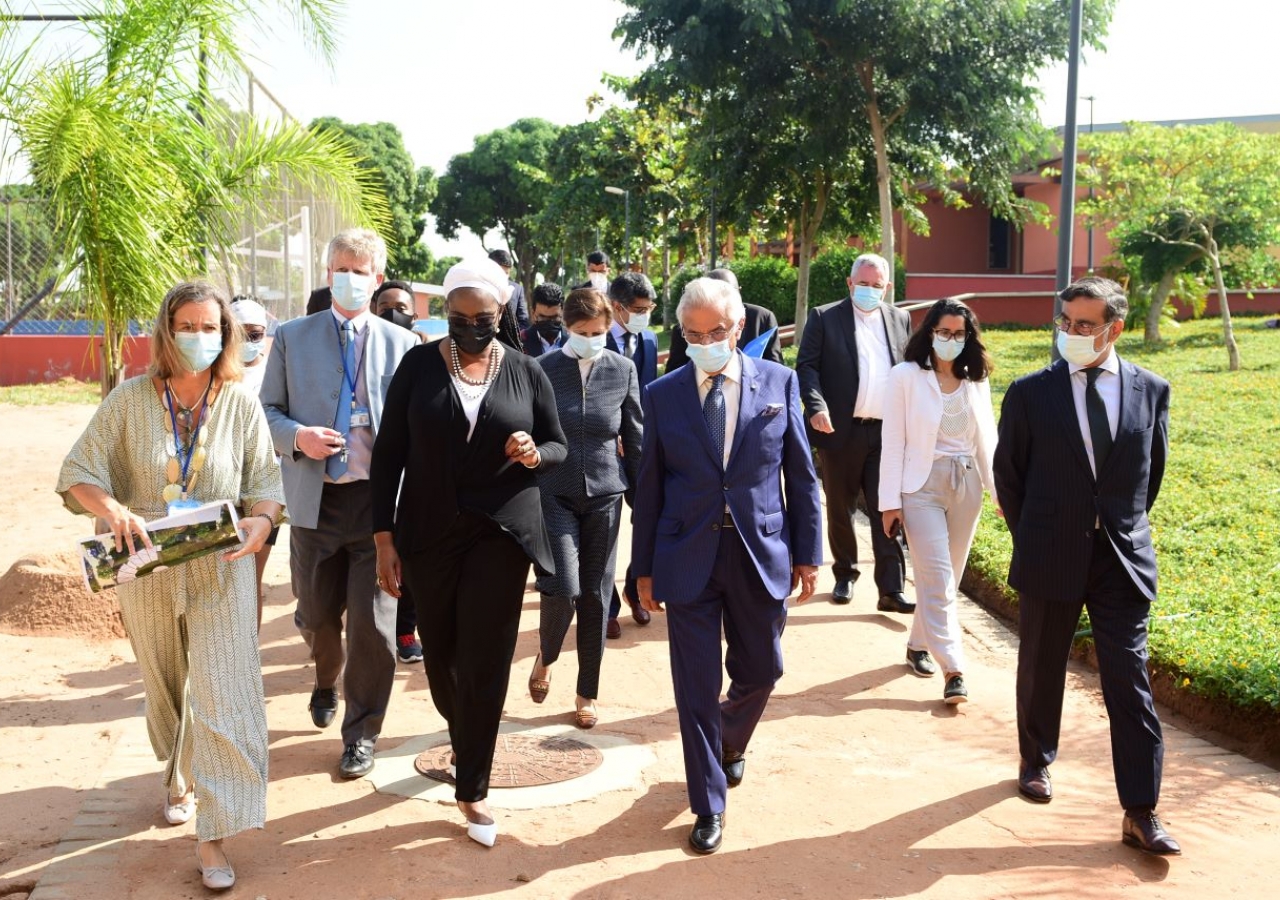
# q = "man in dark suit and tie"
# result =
<box><xmin>666</xmin><ymin>268</ymin><xmax>783</xmax><ymax>371</ymax></box>
<box><xmin>796</xmin><ymin>253</ymin><xmax>913</xmax><ymax>611</ymax></box>
<box><xmin>994</xmin><ymin>276</ymin><xmax>1179</xmax><ymax>856</ymax></box>
<box><xmin>522</xmin><ymin>282</ymin><xmax>567</xmax><ymax>357</ymax></box>
<box><xmin>633</xmin><ymin>277</ymin><xmax>823</xmax><ymax>855</ymax></box>
<box><xmin>262</xmin><ymin>229</ymin><xmax>420</xmax><ymax>781</ymax></box>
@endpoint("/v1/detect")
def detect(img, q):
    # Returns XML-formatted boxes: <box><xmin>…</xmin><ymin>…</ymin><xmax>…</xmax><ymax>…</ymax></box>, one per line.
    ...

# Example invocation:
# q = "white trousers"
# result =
<box><xmin>902</xmin><ymin>455</ymin><xmax>984</xmax><ymax>676</ymax></box>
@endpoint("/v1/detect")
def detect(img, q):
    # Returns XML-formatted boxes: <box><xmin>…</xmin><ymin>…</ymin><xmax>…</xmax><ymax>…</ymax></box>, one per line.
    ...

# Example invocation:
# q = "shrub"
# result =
<box><xmin>809</xmin><ymin>247</ymin><xmax>908</xmax><ymax>306</ymax></box>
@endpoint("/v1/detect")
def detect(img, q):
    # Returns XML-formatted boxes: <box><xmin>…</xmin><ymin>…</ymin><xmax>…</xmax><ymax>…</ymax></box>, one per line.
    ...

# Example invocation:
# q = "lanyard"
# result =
<box><xmin>165</xmin><ymin>376</ymin><xmax>210</xmax><ymax>494</ymax></box>
<box><xmin>332</xmin><ymin>315</ymin><xmax>367</xmax><ymax>400</ymax></box>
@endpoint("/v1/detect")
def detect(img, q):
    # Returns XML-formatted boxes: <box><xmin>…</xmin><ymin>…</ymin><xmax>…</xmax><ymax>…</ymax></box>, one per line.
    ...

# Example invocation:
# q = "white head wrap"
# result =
<box><xmin>231</xmin><ymin>298</ymin><xmax>268</xmax><ymax>327</ymax></box>
<box><xmin>443</xmin><ymin>258</ymin><xmax>512</xmax><ymax>306</ymax></box>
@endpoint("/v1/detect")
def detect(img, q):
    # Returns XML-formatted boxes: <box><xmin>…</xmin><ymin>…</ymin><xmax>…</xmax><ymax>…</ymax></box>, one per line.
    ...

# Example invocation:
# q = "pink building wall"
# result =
<box><xmin>1020</xmin><ymin>183</ymin><xmax>1116</xmax><ymax>276</ymax></box>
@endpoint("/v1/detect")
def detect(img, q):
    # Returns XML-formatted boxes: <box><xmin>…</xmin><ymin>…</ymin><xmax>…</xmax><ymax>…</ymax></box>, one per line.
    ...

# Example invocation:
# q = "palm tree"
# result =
<box><xmin>0</xmin><ymin>1</ymin><xmax>388</xmax><ymax>395</ymax></box>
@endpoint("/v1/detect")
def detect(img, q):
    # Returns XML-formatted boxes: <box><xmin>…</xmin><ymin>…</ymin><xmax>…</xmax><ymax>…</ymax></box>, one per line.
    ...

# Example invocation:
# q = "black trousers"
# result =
<box><xmin>817</xmin><ymin>421</ymin><xmax>905</xmax><ymax>594</ymax></box>
<box><xmin>402</xmin><ymin>510</ymin><xmax>532</xmax><ymax>802</ymax></box>
<box><xmin>394</xmin><ymin>585</ymin><xmax>418</xmax><ymax>639</ymax></box>
<box><xmin>1016</xmin><ymin>531</ymin><xmax>1164</xmax><ymax>811</ymax></box>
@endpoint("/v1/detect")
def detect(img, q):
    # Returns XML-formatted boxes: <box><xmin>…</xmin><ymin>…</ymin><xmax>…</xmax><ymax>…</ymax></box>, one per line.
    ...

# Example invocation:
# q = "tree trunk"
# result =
<box><xmin>859</xmin><ymin>63</ymin><xmax>895</xmax><ymax>304</ymax></box>
<box><xmin>1208</xmin><ymin>237</ymin><xmax>1241</xmax><ymax>371</ymax></box>
<box><xmin>661</xmin><ymin>209</ymin><xmax>673</xmax><ymax>329</ymax></box>
<box><xmin>99</xmin><ymin>319</ymin><xmax>125</xmax><ymax>399</ymax></box>
<box><xmin>793</xmin><ymin>178</ymin><xmax>830</xmax><ymax>342</ymax></box>
<box><xmin>1144</xmin><ymin>268</ymin><xmax>1177</xmax><ymax>343</ymax></box>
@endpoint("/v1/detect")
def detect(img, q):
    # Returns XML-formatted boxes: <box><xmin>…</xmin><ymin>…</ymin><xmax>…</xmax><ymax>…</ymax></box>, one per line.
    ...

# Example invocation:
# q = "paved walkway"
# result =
<box><xmin>23</xmin><ymin>507</ymin><xmax>1280</xmax><ymax>899</ymax></box>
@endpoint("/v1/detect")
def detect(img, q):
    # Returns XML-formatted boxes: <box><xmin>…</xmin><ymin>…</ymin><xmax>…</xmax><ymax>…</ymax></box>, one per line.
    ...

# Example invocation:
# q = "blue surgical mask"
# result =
<box><xmin>241</xmin><ymin>340</ymin><xmax>263</xmax><ymax>364</ymax></box>
<box><xmin>332</xmin><ymin>272</ymin><xmax>374</xmax><ymax>311</ymax></box>
<box><xmin>175</xmin><ymin>332</ymin><xmax>223</xmax><ymax>373</ymax></box>
<box><xmin>567</xmin><ymin>331</ymin><xmax>607</xmax><ymax>360</ymax></box>
<box><xmin>852</xmin><ymin>284</ymin><xmax>884</xmax><ymax>311</ymax></box>
<box><xmin>1056</xmin><ymin>328</ymin><xmax>1110</xmax><ymax>366</ymax></box>
<box><xmin>932</xmin><ymin>336</ymin><xmax>964</xmax><ymax>362</ymax></box>
<box><xmin>622</xmin><ymin>311</ymin><xmax>651</xmax><ymax>334</ymax></box>
<box><xmin>686</xmin><ymin>338</ymin><xmax>733</xmax><ymax>374</ymax></box>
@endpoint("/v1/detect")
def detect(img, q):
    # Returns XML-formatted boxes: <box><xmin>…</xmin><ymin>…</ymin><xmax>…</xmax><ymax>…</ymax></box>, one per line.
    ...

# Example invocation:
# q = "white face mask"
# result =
<box><xmin>566</xmin><ymin>331</ymin><xmax>607</xmax><ymax>360</ymax></box>
<box><xmin>241</xmin><ymin>340</ymin><xmax>263</xmax><ymax>364</ymax></box>
<box><xmin>587</xmin><ymin>272</ymin><xmax>609</xmax><ymax>292</ymax></box>
<box><xmin>852</xmin><ymin>284</ymin><xmax>884</xmax><ymax>311</ymax></box>
<box><xmin>932</xmin><ymin>336</ymin><xmax>964</xmax><ymax>362</ymax></box>
<box><xmin>331</xmin><ymin>271</ymin><xmax>374</xmax><ymax>311</ymax></box>
<box><xmin>1057</xmin><ymin>327</ymin><xmax>1112</xmax><ymax>366</ymax></box>
<box><xmin>686</xmin><ymin>338</ymin><xmax>733</xmax><ymax>374</ymax></box>
<box><xmin>175</xmin><ymin>332</ymin><xmax>223</xmax><ymax>373</ymax></box>
<box><xmin>622</xmin><ymin>311</ymin><xmax>651</xmax><ymax>334</ymax></box>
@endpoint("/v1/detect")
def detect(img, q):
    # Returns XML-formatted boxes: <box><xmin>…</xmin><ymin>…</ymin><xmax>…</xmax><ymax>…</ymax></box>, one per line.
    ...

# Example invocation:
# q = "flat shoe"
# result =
<box><xmin>195</xmin><ymin>847</ymin><xmax>235</xmax><ymax>891</ymax></box>
<box><xmin>528</xmin><ymin>655</ymin><xmax>550</xmax><ymax>704</ymax></box>
<box><xmin>164</xmin><ymin>794</ymin><xmax>195</xmax><ymax>825</ymax></box>
<box><xmin>574</xmin><ymin>707</ymin><xmax>598</xmax><ymax>730</ymax></box>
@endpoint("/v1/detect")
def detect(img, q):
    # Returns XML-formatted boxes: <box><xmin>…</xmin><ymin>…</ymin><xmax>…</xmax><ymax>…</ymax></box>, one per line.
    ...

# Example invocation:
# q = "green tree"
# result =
<box><xmin>1080</xmin><ymin>122</ymin><xmax>1280</xmax><ymax>367</ymax></box>
<box><xmin>430</xmin><ymin>118</ymin><xmax>561</xmax><ymax>296</ymax></box>
<box><xmin>310</xmin><ymin>117</ymin><xmax>436</xmax><ymax>279</ymax></box>
<box><xmin>0</xmin><ymin>0</ymin><xmax>387</xmax><ymax>394</ymax></box>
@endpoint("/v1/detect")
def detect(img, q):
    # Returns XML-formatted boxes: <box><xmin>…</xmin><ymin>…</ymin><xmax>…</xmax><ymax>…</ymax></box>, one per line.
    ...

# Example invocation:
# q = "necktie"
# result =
<box><xmin>327</xmin><ymin>320</ymin><xmax>353</xmax><ymax>479</ymax></box>
<box><xmin>624</xmin><ymin>333</ymin><xmax>635</xmax><ymax>360</ymax></box>
<box><xmin>703</xmin><ymin>373</ymin><xmax>726</xmax><ymax>465</ymax></box>
<box><xmin>1084</xmin><ymin>366</ymin><xmax>1112</xmax><ymax>475</ymax></box>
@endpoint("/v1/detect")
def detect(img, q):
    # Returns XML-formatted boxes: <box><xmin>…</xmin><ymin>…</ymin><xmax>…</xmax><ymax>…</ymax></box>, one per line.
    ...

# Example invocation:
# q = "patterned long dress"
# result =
<box><xmin>56</xmin><ymin>375</ymin><xmax>285</xmax><ymax>841</ymax></box>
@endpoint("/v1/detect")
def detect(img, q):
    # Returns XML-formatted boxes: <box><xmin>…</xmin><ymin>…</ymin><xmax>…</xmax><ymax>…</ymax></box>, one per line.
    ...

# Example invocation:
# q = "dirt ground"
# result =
<box><xmin>2</xmin><ymin>401</ymin><xmax>1279</xmax><ymax>900</ymax></box>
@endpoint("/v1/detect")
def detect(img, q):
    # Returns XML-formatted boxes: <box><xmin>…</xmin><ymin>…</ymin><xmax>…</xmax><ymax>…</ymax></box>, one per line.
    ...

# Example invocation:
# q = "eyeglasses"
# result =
<box><xmin>1054</xmin><ymin>314</ymin><xmax>1110</xmax><ymax>337</ymax></box>
<box><xmin>932</xmin><ymin>329</ymin><xmax>966</xmax><ymax>343</ymax></box>
<box><xmin>243</xmin><ymin>328</ymin><xmax>266</xmax><ymax>343</ymax></box>
<box><xmin>447</xmin><ymin>314</ymin><xmax>498</xmax><ymax>329</ymax></box>
<box><xmin>684</xmin><ymin>327</ymin><xmax>731</xmax><ymax>346</ymax></box>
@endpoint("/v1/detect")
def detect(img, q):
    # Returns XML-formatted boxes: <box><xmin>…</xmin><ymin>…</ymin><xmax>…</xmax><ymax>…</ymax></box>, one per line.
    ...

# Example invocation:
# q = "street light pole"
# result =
<box><xmin>604</xmin><ymin>186</ymin><xmax>630</xmax><ymax>269</ymax></box>
<box><xmin>1052</xmin><ymin>0</ymin><xmax>1085</xmax><ymax>361</ymax></box>
<box><xmin>1083</xmin><ymin>94</ymin><xmax>1095</xmax><ymax>272</ymax></box>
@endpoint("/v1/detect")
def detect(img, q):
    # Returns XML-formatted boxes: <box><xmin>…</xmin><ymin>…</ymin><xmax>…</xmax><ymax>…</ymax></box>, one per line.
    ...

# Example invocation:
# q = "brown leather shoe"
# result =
<box><xmin>606</xmin><ymin>617</ymin><xmax>622</xmax><ymax>639</ymax></box>
<box><xmin>1018</xmin><ymin>762</ymin><xmax>1052</xmax><ymax>803</ymax></box>
<box><xmin>628</xmin><ymin>599</ymin><xmax>651</xmax><ymax>626</ymax></box>
<box><xmin>1122</xmin><ymin>809</ymin><xmax>1181</xmax><ymax>855</ymax></box>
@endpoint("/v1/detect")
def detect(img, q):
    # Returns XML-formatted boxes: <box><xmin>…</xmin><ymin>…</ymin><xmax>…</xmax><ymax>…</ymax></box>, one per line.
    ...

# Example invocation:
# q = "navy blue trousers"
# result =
<box><xmin>665</xmin><ymin>526</ymin><xmax>787</xmax><ymax>816</ymax></box>
<box><xmin>1016</xmin><ymin>530</ymin><xmax>1164</xmax><ymax>811</ymax></box>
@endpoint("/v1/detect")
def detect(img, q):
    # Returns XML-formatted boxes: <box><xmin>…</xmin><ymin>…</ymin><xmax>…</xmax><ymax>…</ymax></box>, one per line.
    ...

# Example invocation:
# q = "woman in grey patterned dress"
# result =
<box><xmin>57</xmin><ymin>281</ymin><xmax>285</xmax><ymax>892</ymax></box>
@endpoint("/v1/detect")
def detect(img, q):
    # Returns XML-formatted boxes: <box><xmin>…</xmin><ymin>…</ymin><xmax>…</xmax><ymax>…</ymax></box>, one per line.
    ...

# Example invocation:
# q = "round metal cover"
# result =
<box><xmin>415</xmin><ymin>734</ymin><xmax>604</xmax><ymax>787</ymax></box>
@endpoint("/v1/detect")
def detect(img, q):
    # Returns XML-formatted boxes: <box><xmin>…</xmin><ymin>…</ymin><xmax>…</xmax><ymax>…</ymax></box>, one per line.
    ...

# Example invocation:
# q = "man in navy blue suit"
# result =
<box><xmin>605</xmin><ymin>272</ymin><xmax>660</xmax><ymax>636</ymax></box>
<box><xmin>633</xmin><ymin>277</ymin><xmax>823</xmax><ymax>855</ymax></box>
<box><xmin>994</xmin><ymin>276</ymin><xmax>1179</xmax><ymax>856</ymax></box>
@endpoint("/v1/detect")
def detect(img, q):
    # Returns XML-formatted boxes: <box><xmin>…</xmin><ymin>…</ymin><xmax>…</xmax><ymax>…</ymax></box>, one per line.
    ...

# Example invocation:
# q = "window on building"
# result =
<box><xmin>988</xmin><ymin>216</ymin><xmax>1012</xmax><ymax>270</ymax></box>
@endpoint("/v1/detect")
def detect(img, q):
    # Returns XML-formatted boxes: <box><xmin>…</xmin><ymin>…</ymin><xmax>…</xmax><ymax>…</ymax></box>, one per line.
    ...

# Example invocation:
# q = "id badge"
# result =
<box><xmin>349</xmin><ymin>405</ymin><xmax>371</xmax><ymax>428</ymax></box>
<box><xmin>167</xmin><ymin>498</ymin><xmax>202</xmax><ymax>516</ymax></box>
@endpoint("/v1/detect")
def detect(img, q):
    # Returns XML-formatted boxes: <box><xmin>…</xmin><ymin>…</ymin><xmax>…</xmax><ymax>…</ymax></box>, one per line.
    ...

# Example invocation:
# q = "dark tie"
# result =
<box><xmin>624</xmin><ymin>333</ymin><xmax>636</xmax><ymax>360</ymax></box>
<box><xmin>327</xmin><ymin>320</ymin><xmax>353</xmax><ymax>479</ymax></box>
<box><xmin>1085</xmin><ymin>366</ymin><xmax>1112</xmax><ymax>475</ymax></box>
<box><xmin>703</xmin><ymin>373</ymin><xmax>726</xmax><ymax>465</ymax></box>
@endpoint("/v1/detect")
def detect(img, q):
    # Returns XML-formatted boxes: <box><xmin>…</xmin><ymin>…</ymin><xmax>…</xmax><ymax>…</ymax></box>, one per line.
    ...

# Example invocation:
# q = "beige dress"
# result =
<box><xmin>56</xmin><ymin>375</ymin><xmax>285</xmax><ymax>841</ymax></box>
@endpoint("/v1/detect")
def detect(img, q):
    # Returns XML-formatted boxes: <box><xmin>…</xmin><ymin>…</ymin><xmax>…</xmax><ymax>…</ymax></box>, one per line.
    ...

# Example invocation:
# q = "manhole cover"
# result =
<box><xmin>415</xmin><ymin>733</ymin><xmax>604</xmax><ymax>787</ymax></box>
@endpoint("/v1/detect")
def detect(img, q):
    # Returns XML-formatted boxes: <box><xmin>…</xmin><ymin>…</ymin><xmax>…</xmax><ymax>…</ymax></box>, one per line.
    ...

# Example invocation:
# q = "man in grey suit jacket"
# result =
<box><xmin>261</xmin><ymin>229</ymin><xmax>419</xmax><ymax>780</ymax></box>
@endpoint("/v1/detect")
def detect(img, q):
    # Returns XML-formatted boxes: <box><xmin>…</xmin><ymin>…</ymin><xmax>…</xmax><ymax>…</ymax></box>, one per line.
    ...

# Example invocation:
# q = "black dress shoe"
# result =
<box><xmin>1018</xmin><ymin>762</ymin><xmax>1052</xmax><ymax>803</ymax></box>
<box><xmin>628</xmin><ymin>599</ymin><xmax>652</xmax><ymax>626</ymax></box>
<box><xmin>1122</xmin><ymin>808</ymin><xmax>1181</xmax><ymax>855</ymax></box>
<box><xmin>831</xmin><ymin>579</ymin><xmax>853</xmax><ymax>604</ymax></box>
<box><xmin>339</xmin><ymin>743</ymin><xmax>374</xmax><ymax>779</ymax></box>
<box><xmin>877</xmin><ymin>592</ymin><xmax>916</xmax><ymax>614</ymax></box>
<box><xmin>722</xmin><ymin>752</ymin><xmax>745</xmax><ymax>788</ymax></box>
<box><xmin>688</xmin><ymin>813</ymin><xmax>724</xmax><ymax>854</ymax></box>
<box><xmin>309</xmin><ymin>687</ymin><xmax>338</xmax><ymax>729</ymax></box>
<box><xmin>606</xmin><ymin>617</ymin><xmax>622</xmax><ymax>639</ymax></box>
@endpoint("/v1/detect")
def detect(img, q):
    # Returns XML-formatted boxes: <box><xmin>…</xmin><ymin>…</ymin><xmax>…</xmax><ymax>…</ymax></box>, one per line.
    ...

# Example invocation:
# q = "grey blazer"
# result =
<box><xmin>536</xmin><ymin>349</ymin><xmax>643</xmax><ymax>503</ymax></box>
<box><xmin>261</xmin><ymin>310</ymin><xmax>419</xmax><ymax>529</ymax></box>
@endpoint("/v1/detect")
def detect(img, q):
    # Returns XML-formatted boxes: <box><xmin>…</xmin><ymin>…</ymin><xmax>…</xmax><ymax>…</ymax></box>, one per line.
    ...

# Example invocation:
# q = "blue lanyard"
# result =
<box><xmin>332</xmin><ymin>315</ymin><xmax>367</xmax><ymax>398</ymax></box>
<box><xmin>165</xmin><ymin>377</ymin><xmax>210</xmax><ymax>494</ymax></box>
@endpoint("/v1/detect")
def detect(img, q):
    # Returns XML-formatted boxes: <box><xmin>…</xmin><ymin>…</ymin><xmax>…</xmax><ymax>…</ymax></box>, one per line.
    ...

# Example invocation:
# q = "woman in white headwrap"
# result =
<box><xmin>370</xmin><ymin>258</ymin><xmax>567</xmax><ymax>847</ymax></box>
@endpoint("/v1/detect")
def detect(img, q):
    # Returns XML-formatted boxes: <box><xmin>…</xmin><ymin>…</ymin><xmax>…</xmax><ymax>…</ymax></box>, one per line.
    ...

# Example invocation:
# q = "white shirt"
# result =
<box><xmin>694</xmin><ymin>352</ymin><xmax>742</xmax><ymax>470</ymax></box>
<box><xmin>1068</xmin><ymin>349</ymin><xmax>1121</xmax><ymax>478</ymax></box>
<box><xmin>853</xmin><ymin>305</ymin><xmax>892</xmax><ymax>419</ymax></box>
<box><xmin>933</xmin><ymin>378</ymin><xmax>976</xmax><ymax>457</ymax></box>
<box><xmin>326</xmin><ymin>308</ymin><xmax>373</xmax><ymax>483</ymax></box>
<box><xmin>559</xmin><ymin>343</ymin><xmax>597</xmax><ymax>385</ymax></box>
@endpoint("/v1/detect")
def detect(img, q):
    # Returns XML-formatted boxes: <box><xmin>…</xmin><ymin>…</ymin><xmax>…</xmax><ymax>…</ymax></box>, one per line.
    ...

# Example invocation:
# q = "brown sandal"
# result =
<box><xmin>528</xmin><ymin>654</ymin><xmax>550</xmax><ymax>704</ymax></box>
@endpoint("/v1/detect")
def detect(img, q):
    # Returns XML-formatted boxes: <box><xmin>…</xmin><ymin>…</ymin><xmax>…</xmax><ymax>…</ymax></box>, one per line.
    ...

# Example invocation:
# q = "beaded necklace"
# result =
<box><xmin>449</xmin><ymin>339</ymin><xmax>502</xmax><ymax>400</ymax></box>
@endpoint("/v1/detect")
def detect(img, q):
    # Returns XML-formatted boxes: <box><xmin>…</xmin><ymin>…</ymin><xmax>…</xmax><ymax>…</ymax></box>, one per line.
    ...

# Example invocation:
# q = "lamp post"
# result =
<box><xmin>605</xmin><ymin>185</ymin><xmax>630</xmax><ymax>269</ymax></box>
<box><xmin>1083</xmin><ymin>94</ymin><xmax>1095</xmax><ymax>272</ymax></box>
<box><xmin>1052</xmin><ymin>0</ymin><xmax>1085</xmax><ymax>361</ymax></box>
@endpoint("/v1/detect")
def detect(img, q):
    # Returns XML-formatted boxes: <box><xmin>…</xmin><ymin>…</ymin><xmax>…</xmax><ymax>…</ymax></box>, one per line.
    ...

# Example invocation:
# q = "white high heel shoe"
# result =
<box><xmin>466</xmin><ymin>819</ymin><xmax>498</xmax><ymax>847</ymax></box>
<box><xmin>195</xmin><ymin>846</ymin><xmax>235</xmax><ymax>890</ymax></box>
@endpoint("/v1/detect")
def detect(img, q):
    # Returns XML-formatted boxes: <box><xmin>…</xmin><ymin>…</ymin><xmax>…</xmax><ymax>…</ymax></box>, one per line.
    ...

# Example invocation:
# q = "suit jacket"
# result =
<box><xmin>537</xmin><ymin>349</ymin><xmax>643</xmax><ymax>503</ymax></box>
<box><xmin>606</xmin><ymin>329</ymin><xmax>659</xmax><ymax>391</ymax></box>
<box><xmin>666</xmin><ymin>303</ymin><xmax>783</xmax><ymax>372</ymax></box>
<box><xmin>993</xmin><ymin>357</ymin><xmax>1170</xmax><ymax>603</ymax></box>
<box><xmin>878</xmin><ymin>362</ymin><xmax>998</xmax><ymax>511</ymax></box>
<box><xmin>508</xmin><ymin>281</ymin><xmax>530</xmax><ymax>331</ymax></box>
<box><xmin>260</xmin><ymin>311</ymin><xmax>419</xmax><ymax>529</ymax></box>
<box><xmin>795</xmin><ymin>297</ymin><xmax>911</xmax><ymax>449</ymax></box>
<box><xmin>631</xmin><ymin>352</ymin><xmax>823</xmax><ymax>603</ymax></box>
<box><xmin>522</xmin><ymin>327</ymin><xmax>566</xmax><ymax>358</ymax></box>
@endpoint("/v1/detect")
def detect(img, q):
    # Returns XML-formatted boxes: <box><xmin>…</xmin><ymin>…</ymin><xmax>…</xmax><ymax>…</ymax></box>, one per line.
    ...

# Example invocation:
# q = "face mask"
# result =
<box><xmin>1056</xmin><ymin>327</ymin><xmax>1111</xmax><ymax>366</ymax></box>
<box><xmin>379</xmin><ymin>308</ymin><xmax>413</xmax><ymax>331</ymax></box>
<box><xmin>175</xmin><ymin>332</ymin><xmax>223</xmax><ymax>373</ymax></box>
<box><xmin>588</xmin><ymin>272</ymin><xmax>609</xmax><ymax>292</ymax></box>
<box><xmin>622</xmin><ymin>311</ymin><xmax>651</xmax><ymax>335</ymax></box>
<box><xmin>332</xmin><ymin>272</ymin><xmax>374</xmax><ymax>311</ymax></box>
<box><xmin>932</xmin><ymin>337</ymin><xmax>964</xmax><ymax>362</ymax></box>
<box><xmin>852</xmin><ymin>284</ymin><xmax>884</xmax><ymax>312</ymax></box>
<box><xmin>567</xmin><ymin>332</ymin><xmax>607</xmax><ymax>359</ymax></box>
<box><xmin>450</xmin><ymin>321</ymin><xmax>496</xmax><ymax>355</ymax></box>
<box><xmin>534</xmin><ymin>319</ymin><xmax>563</xmax><ymax>342</ymax></box>
<box><xmin>241</xmin><ymin>340</ymin><xmax>263</xmax><ymax>364</ymax></box>
<box><xmin>686</xmin><ymin>338</ymin><xmax>733</xmax><ymax>374</ymax></box>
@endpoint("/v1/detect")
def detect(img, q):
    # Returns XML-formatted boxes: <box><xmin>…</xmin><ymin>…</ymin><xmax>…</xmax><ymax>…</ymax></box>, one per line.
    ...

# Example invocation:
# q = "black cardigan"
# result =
<box><xmin>371</xmin><ymin>342</ymin><xmax>567</xmax><ymax>571</ymax></box>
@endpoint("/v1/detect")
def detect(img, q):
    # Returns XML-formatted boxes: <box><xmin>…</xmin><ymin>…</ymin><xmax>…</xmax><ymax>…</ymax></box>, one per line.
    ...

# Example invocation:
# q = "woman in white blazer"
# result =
<box><xmin>880</xmin><ymin>299</ymin><xmax>998</xmax><ymax>704</ymax></box>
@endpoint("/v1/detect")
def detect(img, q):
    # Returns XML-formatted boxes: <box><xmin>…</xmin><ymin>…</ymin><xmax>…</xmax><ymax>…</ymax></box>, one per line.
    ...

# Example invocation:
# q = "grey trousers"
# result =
<box><xmin>290</xmin><ymin>480</ymin><xmax>397</xmax><ymax>749</ymax></box>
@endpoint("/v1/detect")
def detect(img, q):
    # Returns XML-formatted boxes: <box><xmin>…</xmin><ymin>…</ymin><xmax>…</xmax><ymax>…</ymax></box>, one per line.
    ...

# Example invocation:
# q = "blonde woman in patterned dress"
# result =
<box><xmin>57</xmin><ymin>281</ymin><xmax>285</xmax><ymax>892</ymax></box>
<box><xmin>878</xmin><ymin>299</ymin><xmax>998</xmax><ymax>705</ymax></box>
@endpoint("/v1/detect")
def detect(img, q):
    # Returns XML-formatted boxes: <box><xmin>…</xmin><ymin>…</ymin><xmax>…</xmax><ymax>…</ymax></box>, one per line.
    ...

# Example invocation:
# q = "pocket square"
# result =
<box><xmin>762</xmin><ymin>403</ymin><xmax>784</xmax><ymax>417</ymax></box>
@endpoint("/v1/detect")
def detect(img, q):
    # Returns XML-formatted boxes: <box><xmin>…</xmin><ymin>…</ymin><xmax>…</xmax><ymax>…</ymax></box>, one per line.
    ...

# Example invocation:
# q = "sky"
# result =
<box><xmin>6</xmin><ymin>0</ymin><xmax>1278</xmax><ymax>260</ymax></box>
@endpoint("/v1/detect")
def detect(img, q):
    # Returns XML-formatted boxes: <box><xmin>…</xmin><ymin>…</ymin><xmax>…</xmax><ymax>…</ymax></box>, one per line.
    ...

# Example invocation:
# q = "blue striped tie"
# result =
<box><xmin>703</xmin><ymin>373</ymin><xmax>726</xmax><ymax>465</ymax></box>
<box><xmin>326</xmin><ymin>320</ymin><xmax>353</xmax><ymax>480</ymax></box>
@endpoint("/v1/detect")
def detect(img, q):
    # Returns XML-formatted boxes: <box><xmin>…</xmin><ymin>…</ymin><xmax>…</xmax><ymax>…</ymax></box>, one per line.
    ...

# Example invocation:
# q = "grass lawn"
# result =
<box><xmin>0</xmin><ymin>378</ymin><xmax>102</xmax><ymax>405</ymax></box>
<box><xmin>969</xmin><ymin>316</ymin><xmax>1280</xmax><ymax>712</ymax></box>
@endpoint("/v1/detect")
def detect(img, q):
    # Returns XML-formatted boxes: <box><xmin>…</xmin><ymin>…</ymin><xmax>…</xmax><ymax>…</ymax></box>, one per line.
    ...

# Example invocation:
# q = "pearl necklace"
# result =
<box><xmin>449</xmin><ymin>339</ymin><xmax>501</xmax><ymax>393</ymax></box>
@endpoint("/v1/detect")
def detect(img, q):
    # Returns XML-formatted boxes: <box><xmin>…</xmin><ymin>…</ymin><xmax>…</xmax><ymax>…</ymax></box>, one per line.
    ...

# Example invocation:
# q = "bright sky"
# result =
<box><xmin>6</xmin><ymin>0</ymin><xmax>1278</xmax><ymax>260</ymax></box>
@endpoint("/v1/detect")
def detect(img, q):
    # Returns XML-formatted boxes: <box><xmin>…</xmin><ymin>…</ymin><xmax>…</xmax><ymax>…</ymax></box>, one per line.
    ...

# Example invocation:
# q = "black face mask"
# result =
<box><xmin>534</xmin><ymin>319</ymin><xmax>563</xmax><ymax>342</ymax></box>
<box><xmin>379</xmin><ymin>308</ymin><xmax>413</xmax><ymax>331</ymax></box>
<box><xmin>450</xmin><ymin>322</ymin><xmax>496</xmax><ymax>355</ymax></box>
